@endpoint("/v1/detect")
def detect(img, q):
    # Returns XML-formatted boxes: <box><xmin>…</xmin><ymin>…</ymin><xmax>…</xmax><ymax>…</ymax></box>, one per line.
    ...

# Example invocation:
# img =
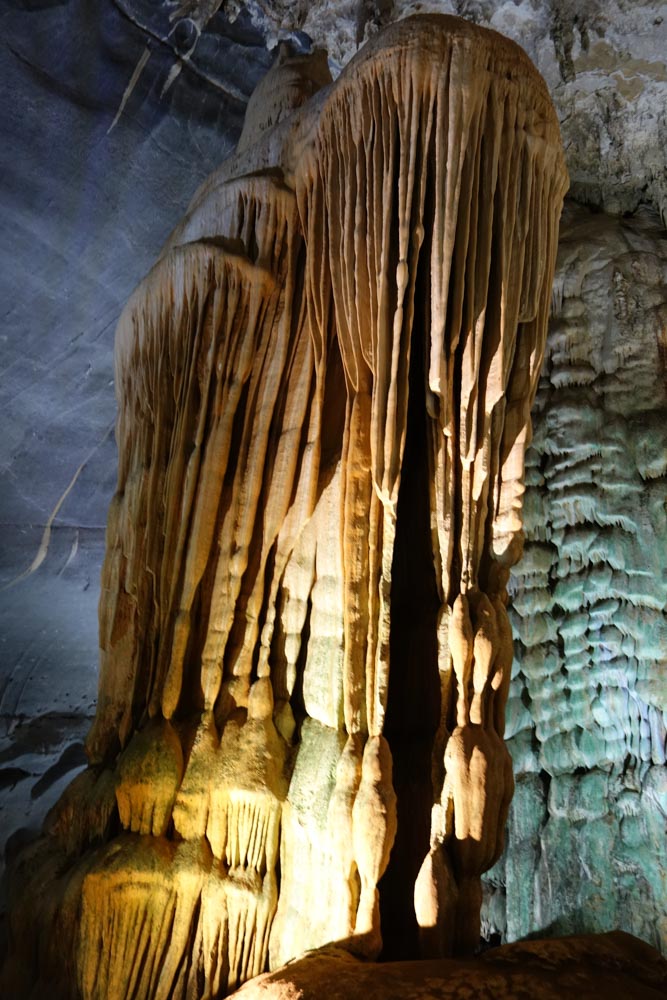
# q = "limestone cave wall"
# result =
<box><xmin>483</xmin><ymin>204</ymin><xmax>667</xmax><ymax>952</ymax></box>
<box><xmin>0</xmin><ymin>0</ymin><xmax>665</xmax><ymax>971</ymax></box>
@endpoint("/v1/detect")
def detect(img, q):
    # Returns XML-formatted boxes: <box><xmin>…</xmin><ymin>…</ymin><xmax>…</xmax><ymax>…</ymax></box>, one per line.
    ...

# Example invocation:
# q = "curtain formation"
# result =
<box><xmin>3</xmin><ymin>16</ymin><xmax>567</xmax><ymax>1000</ymax></box>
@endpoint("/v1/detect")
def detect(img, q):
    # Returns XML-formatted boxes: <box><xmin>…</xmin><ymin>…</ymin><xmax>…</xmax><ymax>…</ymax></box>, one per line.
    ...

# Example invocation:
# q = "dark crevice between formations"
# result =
<box><xmin>379</xmin><ymin>264</ymin><xmax>441</xmax><ymax>960</ymax></box>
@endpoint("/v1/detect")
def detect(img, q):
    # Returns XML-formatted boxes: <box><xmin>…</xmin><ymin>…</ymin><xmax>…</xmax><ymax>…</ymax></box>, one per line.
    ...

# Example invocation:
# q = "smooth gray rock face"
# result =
<box><xmin>0</xmin><ymin>0</ymin><xmax>665</xmax><ymax>964</ymax></box>
<box><xmin>0</xmin><ymin>0</ymin><xmax>272</xmax><ymax>893</ymax></box>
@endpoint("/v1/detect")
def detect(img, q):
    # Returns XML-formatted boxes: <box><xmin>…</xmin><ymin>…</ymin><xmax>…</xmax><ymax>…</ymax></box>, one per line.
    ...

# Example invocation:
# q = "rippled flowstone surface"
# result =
<box><xmin>482</xmin><ymin>203</ymin><xmax>667</xmax><ymax>953</ymax></box>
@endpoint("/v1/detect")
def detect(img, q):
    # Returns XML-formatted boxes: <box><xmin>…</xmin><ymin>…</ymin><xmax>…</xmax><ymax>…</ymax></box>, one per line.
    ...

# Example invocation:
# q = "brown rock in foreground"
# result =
<box><xmin>231</xmin><ymin>932</ymin><xmax>667</xmax><ymax>1000</ymax></box>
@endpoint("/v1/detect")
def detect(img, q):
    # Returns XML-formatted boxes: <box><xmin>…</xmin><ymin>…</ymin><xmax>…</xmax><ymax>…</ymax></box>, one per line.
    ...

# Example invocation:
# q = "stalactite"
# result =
<box><xmin>1</xmin><ymin>15</ymin><xmax>566</xmax><ymax>999</ymax></box>
<box><xmin>282</xmin><ymin>16</ymin><xmax>566</xmax><ymax>958</ymax></box>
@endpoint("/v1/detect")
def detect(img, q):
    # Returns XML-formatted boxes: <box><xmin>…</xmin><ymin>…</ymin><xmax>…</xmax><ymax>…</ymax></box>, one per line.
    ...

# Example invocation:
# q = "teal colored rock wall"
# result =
<box><xmin>483</xmin><ymin>203</ymin><xmax>667</xmax><ymax>954</ymax></box>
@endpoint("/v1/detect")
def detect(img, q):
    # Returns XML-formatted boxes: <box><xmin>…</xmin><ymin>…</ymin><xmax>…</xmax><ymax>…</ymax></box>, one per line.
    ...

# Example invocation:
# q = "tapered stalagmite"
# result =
<box><xmin>2</xmin><ymin>15</ymin><xmax>567</xmax><ymax>999</ymax></box>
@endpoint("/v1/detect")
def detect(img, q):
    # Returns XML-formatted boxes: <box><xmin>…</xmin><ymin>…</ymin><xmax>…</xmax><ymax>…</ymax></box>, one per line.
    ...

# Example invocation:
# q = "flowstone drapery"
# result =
<box><xmin>2</xmin><ymin>15</ymin><xmax>567</xmax><ymax>999</ymax></box>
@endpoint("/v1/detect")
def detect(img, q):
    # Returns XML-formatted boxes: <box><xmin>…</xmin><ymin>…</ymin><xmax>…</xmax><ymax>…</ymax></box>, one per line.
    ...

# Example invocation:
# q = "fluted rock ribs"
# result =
<box><xmin>2</xmin><ymin>15</ymin><xmax>567</xmax><ymax>999</ymax></box>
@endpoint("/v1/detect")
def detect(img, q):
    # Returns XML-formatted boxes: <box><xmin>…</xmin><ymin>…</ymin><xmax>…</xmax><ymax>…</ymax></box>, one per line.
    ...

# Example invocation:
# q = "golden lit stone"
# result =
<box><xmin>1</xmin><ymin>15</ymin><xmax>567</xmax><ymax>998</ymax></box>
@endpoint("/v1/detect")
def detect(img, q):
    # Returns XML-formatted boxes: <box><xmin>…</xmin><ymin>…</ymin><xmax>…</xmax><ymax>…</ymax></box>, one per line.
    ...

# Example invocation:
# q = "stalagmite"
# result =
<box><xmin>1</xmin><ymin>14</ymin><xmax>567</xmax><ymax>999</ymax></box>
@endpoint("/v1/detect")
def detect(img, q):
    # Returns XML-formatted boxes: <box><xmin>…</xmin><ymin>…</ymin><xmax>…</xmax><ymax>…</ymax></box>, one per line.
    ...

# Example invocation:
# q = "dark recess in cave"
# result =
<box><xmin>379</xmin><ymin>246</ymin><xmax>442</xmax><ymax>961</ymax></box>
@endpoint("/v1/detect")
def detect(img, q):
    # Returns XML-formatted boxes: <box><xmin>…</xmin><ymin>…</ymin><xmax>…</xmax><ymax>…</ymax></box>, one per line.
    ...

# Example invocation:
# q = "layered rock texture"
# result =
<box><xmin>2</xmin><ymin>14</ymin><xmax>568</xmax><ymax>998</ymax></box>
<box><xmin>482</xmin><ymin>204</ymin><xmax>667</xmax><ymax>953</ymax></box>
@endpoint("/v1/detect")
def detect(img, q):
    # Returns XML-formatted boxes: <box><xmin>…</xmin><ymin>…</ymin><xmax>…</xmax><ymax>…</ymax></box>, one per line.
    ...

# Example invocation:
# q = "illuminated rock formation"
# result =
<box><xmin>2</xmin><ymin>14</ymin><xmax>567</xmax><ymax>998</ymax></box>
